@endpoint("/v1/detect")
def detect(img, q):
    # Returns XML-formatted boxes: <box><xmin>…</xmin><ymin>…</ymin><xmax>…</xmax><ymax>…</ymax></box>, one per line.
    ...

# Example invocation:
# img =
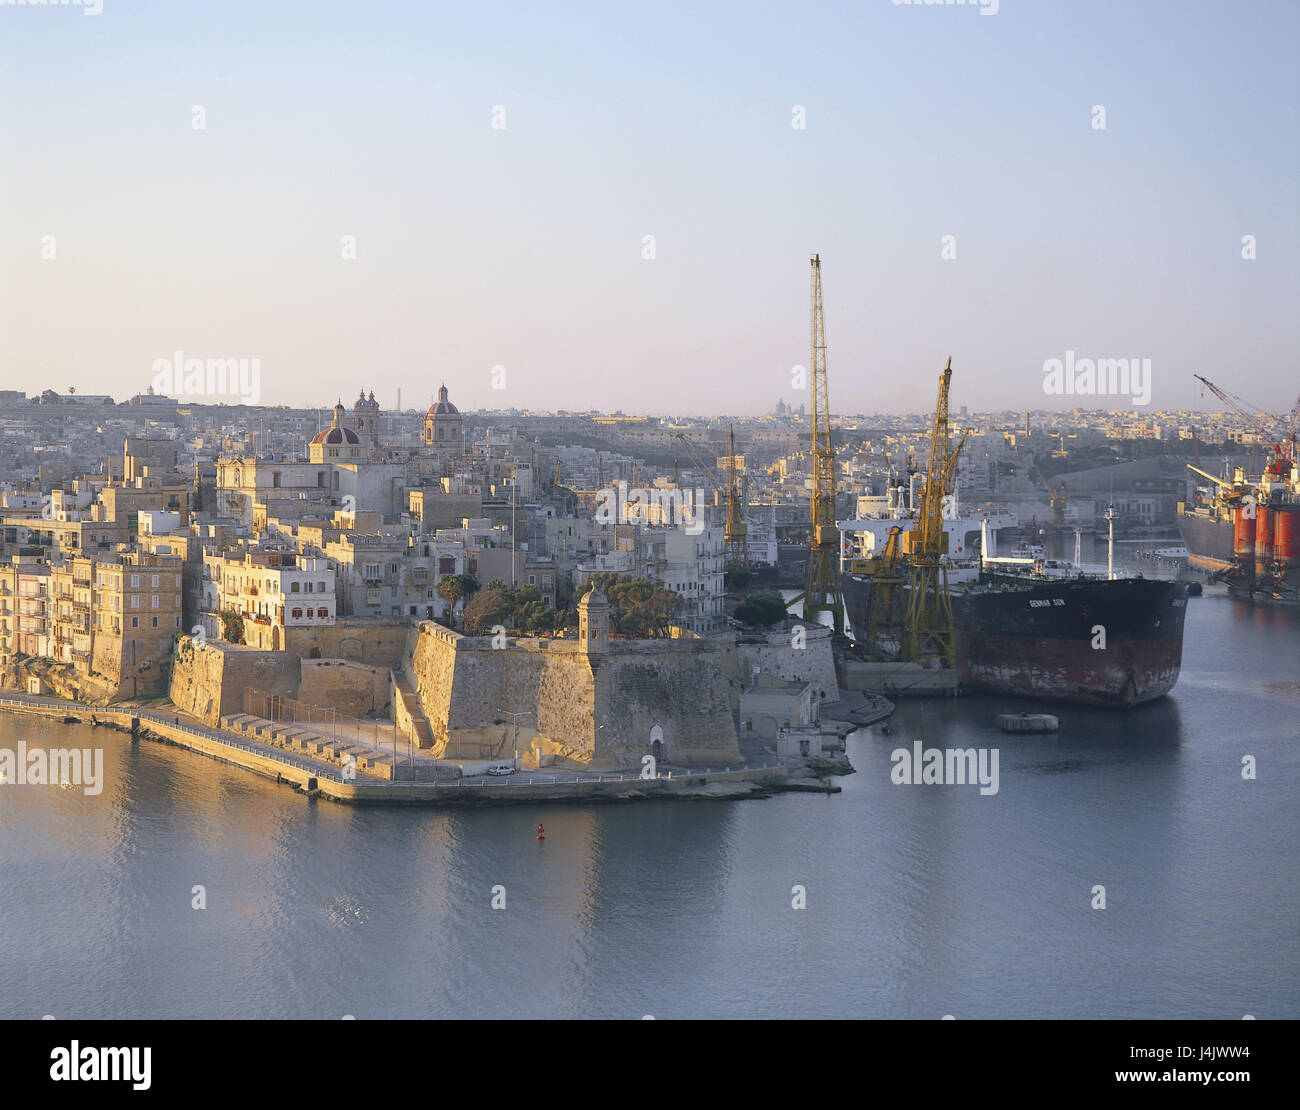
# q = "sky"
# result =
<box><xmin>1</xmin><ymin>0</ymin><xmax>1296</xmax><ymax>417</ymax></box>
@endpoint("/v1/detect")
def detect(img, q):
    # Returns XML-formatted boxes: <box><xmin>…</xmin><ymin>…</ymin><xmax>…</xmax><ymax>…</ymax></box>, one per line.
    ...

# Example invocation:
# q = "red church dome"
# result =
<box><xmin>427</xmin><ymin>384</ymin><xmax>459</xmax><ymax>416</ymax></box>
<box><xmin>312</xmin><ymin>425</ymin><xmax>360</xmax><ymax>445</ymax></box>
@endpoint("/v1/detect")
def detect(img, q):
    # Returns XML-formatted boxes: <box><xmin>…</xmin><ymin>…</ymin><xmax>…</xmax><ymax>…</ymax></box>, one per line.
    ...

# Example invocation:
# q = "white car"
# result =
<box><xmin>486</xmin><ymin>762</ymin><xmax>516</xmax><ymax>776</ymax></box>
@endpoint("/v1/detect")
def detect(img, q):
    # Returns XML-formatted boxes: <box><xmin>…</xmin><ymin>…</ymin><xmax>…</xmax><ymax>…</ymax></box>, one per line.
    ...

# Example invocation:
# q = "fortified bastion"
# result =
<box><xmin>405</xmin><ymin>585</ymin><xmax>742</xmax><ymax>769</ymax></box>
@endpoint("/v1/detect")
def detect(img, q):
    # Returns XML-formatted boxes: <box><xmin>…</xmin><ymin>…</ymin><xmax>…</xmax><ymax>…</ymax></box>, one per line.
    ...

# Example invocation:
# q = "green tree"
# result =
<box><xmin>586</xmin><ymin>573</ymin><xmax>682</xmax><ymax>637</ymax></box>
<box><xmin>724</xmin><ymin>568</ymin><xmax>753</xmax><ymax>593</ymax></box>
<box><xmin>218</xmin><ymin>608</ymin><xmax>245</xmax><ymax>644</ymax></box>
<box><xmin>437</xmin><ymin>574</ymin><xmax>480</xmax><ymax>625</ymax></box>
<box><xmin>733</xmin><ymin>592</ymin><xmax>786</xmax><ymax>628</ymax></box>
<box><xmin>463</xmin><ymin>588</ymin><xmax>513</xmax><ymax>634</ymax></box>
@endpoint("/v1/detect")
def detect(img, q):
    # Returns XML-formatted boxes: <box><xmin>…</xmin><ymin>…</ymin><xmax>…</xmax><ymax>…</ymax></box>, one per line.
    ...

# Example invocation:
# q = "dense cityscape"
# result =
<box><xmin>0</xmin><ymin>382</ymin><xmax>1286</xmax><ymax>708</ymax></box>
<box><xmin>2</xmin><ymin>0</ymin><xmax>1294</xmax><ymax>1069</ymax></box>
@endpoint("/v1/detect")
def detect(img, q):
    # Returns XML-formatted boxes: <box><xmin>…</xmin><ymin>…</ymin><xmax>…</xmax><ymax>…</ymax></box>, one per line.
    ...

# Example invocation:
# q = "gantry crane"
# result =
<box><xmin>902</xmin><ymin>358</ymin><xmax>969</xmax><ymax>666</ymax></box>
<box><xmin>787</xmin><ymin>254</ymin><xmax>843</xmax><ymax>633</ymax></box>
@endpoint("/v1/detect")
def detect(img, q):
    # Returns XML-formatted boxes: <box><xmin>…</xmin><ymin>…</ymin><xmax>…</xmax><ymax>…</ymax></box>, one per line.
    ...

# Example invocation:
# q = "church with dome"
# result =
<box><xmin>309</xmin><ymin>400</ymin><xmax>368</xmax><ymax>464</ymax></box>
<box><xmin>423</xmin><ymin>384</ymin><xmax>463</xmax><ymax>457</ymax></box>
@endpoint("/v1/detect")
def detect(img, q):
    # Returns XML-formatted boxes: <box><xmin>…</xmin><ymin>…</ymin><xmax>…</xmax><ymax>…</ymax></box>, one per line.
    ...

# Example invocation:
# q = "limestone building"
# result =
<box><xmin>423</xmin><ymin>385</ymin><xmax>464</xmax><ymax>458</ymax></box>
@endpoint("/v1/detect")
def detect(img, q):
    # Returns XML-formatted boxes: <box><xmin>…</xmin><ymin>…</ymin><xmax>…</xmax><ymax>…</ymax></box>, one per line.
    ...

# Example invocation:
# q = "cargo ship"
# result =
<box><xmin>841</xmin><ymin>534</ymin><xmax>1193</xmax><ymax>707</ymax></box>
<box><xmin>1177</xmin><ymin>455</ymin><xmax>1300</xmax><ymax>605</ymax></box>
<box><xmin>951</xmin><ymin>570</ymin><xmax>1191</xmax><ymax>707</ymax></box>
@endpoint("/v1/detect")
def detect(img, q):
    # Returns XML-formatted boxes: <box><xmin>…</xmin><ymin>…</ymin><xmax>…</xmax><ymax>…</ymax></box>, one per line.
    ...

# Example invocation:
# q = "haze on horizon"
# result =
<box><xmin>1</xmin><ymin>0</ymin><xmax>1296</xmax><ymax>417</ymax></box>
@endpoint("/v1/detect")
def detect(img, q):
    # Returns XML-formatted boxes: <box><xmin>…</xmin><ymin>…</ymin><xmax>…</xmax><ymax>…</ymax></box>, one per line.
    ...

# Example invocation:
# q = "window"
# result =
<box><xmin>291</xmin><ymin>608</ymin><xmax>302</xmax><ymax>619</ymax></box>
<box><xmin>364</xmin><ymin>563</ymin><xmax>381</xmax><ymax>581</ymax></box>
<box><xmin>528</xmin><ymin>574</ymin><xmax>536</xmax><ymax>586</ymax></box>
<box><xmin>131</xmin><ymin>574</ymin><xmax>139</xmax><ymax>588</ymax></box>
<box><xmin>317</xmin><ymin>607</ymin><xmax>328</xmax><ymax>618</ymax></box>
<box><xmin>151</xmin><ymin>617</ymin><xmax>158</xmax><ymax>627</ymax></box>
<box><xmin>130</xmin><ymin>596</ymin><xmax>139</xmax><ymax>609</ymax></box>
<box><xmin>291</xmin><ymin>581</ymin><xmax>300</xmax><ymax>592</ymax></box>
<box><xmin>131</xmin><ymin>617</ymin><xmax>138</xmax><ymax>628</ymax></box>
<box><xmin>175</xmin><ymin>616</ymin><xmax>180</xmax><ymax>628</ymax></box>
<box><xmin>318</xmin><ymin>582</ymin><xmax>326</xmax><ymax>593</ymax></box>
<box><xmin>151</xmin><ymin>595</ymin><xmax>159</xmax><ymax>608</ymax></box>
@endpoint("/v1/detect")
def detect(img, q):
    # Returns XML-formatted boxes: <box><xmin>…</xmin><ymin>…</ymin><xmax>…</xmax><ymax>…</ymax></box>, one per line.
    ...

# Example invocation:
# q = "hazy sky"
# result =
<box><xmin>1</xmin><ymin>0</ymin><xmax>1296</xmax><ymax>417</ymax></box>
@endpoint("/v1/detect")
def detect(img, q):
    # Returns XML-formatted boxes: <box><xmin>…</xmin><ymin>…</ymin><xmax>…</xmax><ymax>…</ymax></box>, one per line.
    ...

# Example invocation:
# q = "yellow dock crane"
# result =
<box><xmin>787</xmin><ymin>254</ymin><xmax>844</xmax><ymax>633</ymax></box>
<box><xmin>722</xmin><ymin>425</ymin><xmax>748</xmax><ymax>570</ymax></box>
<box><xmin>850</xmin><ymin>524</ymin><xmax>905</xmax><ymax>660</ymax></box>
<box><xmin>674</xmin><ymin>426</ymin><xmax>748</xmax><ymax>571</ymax></box>
<box><xmin>902</xmin><ymin>358</ymin><xmax>969</xmax><ymax>666</ymax></box>
<box><xmin>1031</xmin><ymin>462</ymin><xmax>1067</xmax><ymax>526</ymax></box>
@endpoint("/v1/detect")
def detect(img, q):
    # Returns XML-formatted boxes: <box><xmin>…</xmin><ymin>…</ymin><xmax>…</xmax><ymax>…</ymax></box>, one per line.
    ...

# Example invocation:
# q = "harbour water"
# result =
<box><xmin>1</xmin><ymin>587</ymin><xmax>1296</xmax><ymax>1019</ymax></box>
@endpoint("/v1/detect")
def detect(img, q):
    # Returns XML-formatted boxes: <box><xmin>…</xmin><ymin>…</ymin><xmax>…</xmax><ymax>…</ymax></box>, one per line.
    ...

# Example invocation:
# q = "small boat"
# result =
<box><xmin>998</xmin><ymin>712</ymin><xmax>1059</xmax><ymax>733</ymax></box>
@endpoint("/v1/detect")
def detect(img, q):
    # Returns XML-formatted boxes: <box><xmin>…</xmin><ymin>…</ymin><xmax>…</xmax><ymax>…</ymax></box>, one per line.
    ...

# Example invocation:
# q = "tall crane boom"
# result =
<box><xmin>903</xmin><ymin>358</ymin><xmax>964</xmax><ymax>666</ymax></box>
<box><xmin>1194</xmin><ymin>374</ymin><xmax>1294</xmax><ymax>469</ymax></box>
<box><xmin>791</xmin><ymin>254</ymin><xmax>844</xmax><ymax>633</ymax></box>
<box><xmin>724</xmin><ymin>425</ymin><xmax>748</xmax><ymax>570</ymax></box>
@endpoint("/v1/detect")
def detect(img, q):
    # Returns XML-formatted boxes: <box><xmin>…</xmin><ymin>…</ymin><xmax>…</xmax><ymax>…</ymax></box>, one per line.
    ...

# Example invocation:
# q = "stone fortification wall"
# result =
<box><xmin>298</xmin><ymin>659</ymin><xmax>391</xmax><ymax>718</ymax></box>
<box><xmin>593</xmin><ymin>643</ymin><xmax>740</xmax><ymax>768</ymax></box>
<box><xmin>736</xmin><ymin>624</ymin><xmax>838</xmax><ymax>704</ymax></box>
<box><xmin>281</xmin><ymin>619</ymin><xmax>409</xmax><ymax>666</ymax></box>
<box><xmin>407</xmin><ymin>623</ymin><xmax>740</xmax><ymax>768</ymax></box>
<box><xmin>169</xmin><ymin>637</ymin><xmax>300</xmax><ymax>725</ymax></box>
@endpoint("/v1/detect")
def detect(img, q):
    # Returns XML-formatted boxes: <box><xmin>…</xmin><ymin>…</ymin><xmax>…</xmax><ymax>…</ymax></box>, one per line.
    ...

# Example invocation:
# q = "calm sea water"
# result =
<box><xmin>1</xmin><ymin>586</ymin><xmax>1297</xmax><ymax>1019</ymax></box>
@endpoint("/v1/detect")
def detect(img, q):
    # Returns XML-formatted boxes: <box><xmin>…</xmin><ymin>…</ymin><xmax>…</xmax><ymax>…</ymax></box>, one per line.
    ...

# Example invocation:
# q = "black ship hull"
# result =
<box><xmin>953</xmin><ymin>577</ymin><xmax>1190</xmax><ymax>707</ymax></box>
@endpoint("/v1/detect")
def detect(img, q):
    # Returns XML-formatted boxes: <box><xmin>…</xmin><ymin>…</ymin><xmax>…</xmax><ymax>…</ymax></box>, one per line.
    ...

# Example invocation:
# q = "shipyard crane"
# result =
<box><xmin>852</xmin><ymin>525</ymin><xmax>905</xmax><ymax>661</ymax></box>
<box><xmin>786</xmin><ymin>254</ymin><xmax>844</xmax><ymax>633</ymax></box>
<box><xmin>1194</xmin><ymin>374</ymin><xmax>1295</xmax><ymax>470</ymax></box>
<box><xmin>722</xmin><ymin>426</ymin><xmax>749</xmax><ymax>570</ymax></box>
<box><xmin>673</xmin><ymin>427</ymin><xmax>748</xmax><ymax>570</ymax></box>
<box><xmin>902</xmin><ymin>358</ymin><xmax>969</xmax><ymax>667</ymax></box>
<box><xmin>1031</xmin><ymin>462</ymin><xmax>1068</xmax><ymax>526</ymax></box>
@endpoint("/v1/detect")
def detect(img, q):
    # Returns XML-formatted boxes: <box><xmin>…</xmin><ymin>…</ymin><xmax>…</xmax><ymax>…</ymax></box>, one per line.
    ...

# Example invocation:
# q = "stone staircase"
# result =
<box><xmin>393</xmin><ymin>674</ymin><xmax>435</xmax><ymax>750</ymax></box>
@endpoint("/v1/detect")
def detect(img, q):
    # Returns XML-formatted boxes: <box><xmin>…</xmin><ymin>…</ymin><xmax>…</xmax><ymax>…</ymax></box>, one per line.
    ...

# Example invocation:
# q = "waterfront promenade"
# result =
<box><xmin>0</xmin><ymin>692</ymin><xmax>793</xmax><ymax>806</ymax></box>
